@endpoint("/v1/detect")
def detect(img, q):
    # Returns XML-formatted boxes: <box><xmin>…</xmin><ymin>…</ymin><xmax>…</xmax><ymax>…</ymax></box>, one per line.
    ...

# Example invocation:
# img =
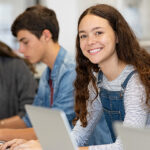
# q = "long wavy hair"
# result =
<box><xmin>0</xmin><ymin>41</ymin><xmax>36</xmax><ymax>74</ymax></box>
<box><xmin>74</xmin><ymin>4</ymin><xmax>150</xmax><ymax>127</ymax></box>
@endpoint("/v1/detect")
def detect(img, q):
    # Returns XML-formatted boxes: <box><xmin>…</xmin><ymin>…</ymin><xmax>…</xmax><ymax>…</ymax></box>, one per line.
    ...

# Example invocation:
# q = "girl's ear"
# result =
<box><xmin>42</xmin><ymin>29</ymin><xmax>52</xmax><ymax>41</ymax></box>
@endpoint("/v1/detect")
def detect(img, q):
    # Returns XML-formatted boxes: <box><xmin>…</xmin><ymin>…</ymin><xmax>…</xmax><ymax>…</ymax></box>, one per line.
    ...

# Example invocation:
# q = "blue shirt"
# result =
<box><xmin>23</xmin><ymin>46</ymin><xmax>76</xmax><ymax>128</ymax></box>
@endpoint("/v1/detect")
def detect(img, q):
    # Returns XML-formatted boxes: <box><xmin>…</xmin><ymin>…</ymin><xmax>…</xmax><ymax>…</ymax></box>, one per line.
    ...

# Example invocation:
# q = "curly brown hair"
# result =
<box><xmin>74</xmin><ymin>4</ymin><xmax>150</xmax><ymax>127</ymax></box>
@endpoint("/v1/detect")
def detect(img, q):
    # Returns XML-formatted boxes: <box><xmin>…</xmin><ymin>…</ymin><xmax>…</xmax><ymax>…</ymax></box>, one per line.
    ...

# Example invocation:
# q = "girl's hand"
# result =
<box><xmin>79</xmin><ymin>147</ymin><xmax>88</xmax><ymax>150</ymax></box>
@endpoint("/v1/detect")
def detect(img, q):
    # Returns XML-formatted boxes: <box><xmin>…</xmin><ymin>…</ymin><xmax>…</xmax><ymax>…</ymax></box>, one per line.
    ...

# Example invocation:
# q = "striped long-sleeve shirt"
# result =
<box><xmin>71</xmin><ymin>65</ymin><xmax>149</xmax><ymax>150</ymax></box>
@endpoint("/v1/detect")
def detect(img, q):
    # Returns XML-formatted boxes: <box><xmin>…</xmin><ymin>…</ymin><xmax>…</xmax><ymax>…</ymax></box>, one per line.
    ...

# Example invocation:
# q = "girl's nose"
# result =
<box><xmin>87</xmin><ymin>35</ymin><xmax>96</xmax><ymax>45</ymax></box>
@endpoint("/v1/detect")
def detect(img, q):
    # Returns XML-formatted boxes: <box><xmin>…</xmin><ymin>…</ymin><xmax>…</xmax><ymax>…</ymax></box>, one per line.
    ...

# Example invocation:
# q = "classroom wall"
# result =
<box><xmin>40</xmin><ymin>0</ymin><xmax>78</xmax><ymax>55</ymax></box>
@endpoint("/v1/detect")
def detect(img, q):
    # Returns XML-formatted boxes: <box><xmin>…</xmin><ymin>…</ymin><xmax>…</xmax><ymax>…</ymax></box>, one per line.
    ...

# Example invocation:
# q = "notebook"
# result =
<box><xmin>25</xmin><ymin>105</ymin><xmax>78</xmax><ymax>150</ymax></box>
<box><xmin>114</xmin><ymin>122</ymin><xmax>150</xmax><ymax>150</ymax></box>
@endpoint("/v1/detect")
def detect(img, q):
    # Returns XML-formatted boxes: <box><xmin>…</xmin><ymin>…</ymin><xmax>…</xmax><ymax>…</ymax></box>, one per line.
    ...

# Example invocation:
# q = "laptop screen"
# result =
<box><xmin>25</xmin><ymin>105</ymin><xmax>77</xmax><ymax>150</ymax></box>
<box><xmin>114</xmin><ymin>122</ymin><xmax>150</xmax><ymax>150</ymax></box>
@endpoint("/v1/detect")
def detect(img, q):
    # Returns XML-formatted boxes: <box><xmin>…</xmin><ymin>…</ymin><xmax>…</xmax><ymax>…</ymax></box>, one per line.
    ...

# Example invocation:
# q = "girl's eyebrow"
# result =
<box><xmin>79</xmin><ymin>27</ymin><xmax>103</xmax><ymax>34</ymax></box>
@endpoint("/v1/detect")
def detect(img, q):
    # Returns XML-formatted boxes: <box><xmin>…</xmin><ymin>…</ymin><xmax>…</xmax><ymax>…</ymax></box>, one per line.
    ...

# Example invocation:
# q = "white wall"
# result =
<box><xmin>40</xmin><ymin>0</ymin><xmax>78</xmax><ymax>55</ymax></box>
<box><xmin>0</xmin><ymin>0</ymin><xmax>36</xmax><ymax>49</ymax></box>
<box><xmin>139</xmin><ymin>0</ymin><xmax>150</xmax><ymax>40</ymax></box>
<box><xmin>0</xmin><ymin>0</ymin><xmax>26</xmax><ymax>48</ymax></box>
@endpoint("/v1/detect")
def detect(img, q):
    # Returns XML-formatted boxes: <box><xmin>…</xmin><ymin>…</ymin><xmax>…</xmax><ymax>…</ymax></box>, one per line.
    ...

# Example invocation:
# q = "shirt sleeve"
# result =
<box><xmin>71</xmin><ymin>83</ymin><xmax>103</xmax><ymax>146</ymax></box>
<box><xmin>22</xmin><ymin>113</ymin><xmax>32</xmax><ymax>127</ymax></box>
<box><xmin>73</xmin><ymin>74</ymin><xmax>148</xmax><ymax>150</ymax></box>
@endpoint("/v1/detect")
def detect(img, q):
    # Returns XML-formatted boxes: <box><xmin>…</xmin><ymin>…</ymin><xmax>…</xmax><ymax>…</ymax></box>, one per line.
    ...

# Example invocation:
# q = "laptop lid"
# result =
<box><xmin>25</xmin><ymin>105</ymin><xmax>77</xmax><ymax>150</ymax></box>
<box><xmin>114</xmin><ymin>122</ymin><xmax>150</xmax><ymax>150</ymax></box>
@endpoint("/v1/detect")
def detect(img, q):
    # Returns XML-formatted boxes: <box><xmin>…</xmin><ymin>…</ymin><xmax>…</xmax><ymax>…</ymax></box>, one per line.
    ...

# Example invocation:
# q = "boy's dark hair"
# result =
<box><xmin>11</xmin><ymin>5</ymin><xmax>59</xmax><ymax>42</ymax></box>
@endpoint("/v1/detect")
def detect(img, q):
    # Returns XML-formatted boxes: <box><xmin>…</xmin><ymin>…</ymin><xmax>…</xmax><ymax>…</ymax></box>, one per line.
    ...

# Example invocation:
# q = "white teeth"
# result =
<box><xmin>89</xmin><ymin>48</ymin><xmax>101</xmax><ymax>53</ymax></box>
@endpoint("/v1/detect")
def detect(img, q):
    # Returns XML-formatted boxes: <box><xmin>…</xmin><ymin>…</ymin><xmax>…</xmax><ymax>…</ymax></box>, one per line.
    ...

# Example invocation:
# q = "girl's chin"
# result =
<box><xmin>89</xmin><ymin>59</ymin><xmax>100</xmax><ymax>65</ymax></box>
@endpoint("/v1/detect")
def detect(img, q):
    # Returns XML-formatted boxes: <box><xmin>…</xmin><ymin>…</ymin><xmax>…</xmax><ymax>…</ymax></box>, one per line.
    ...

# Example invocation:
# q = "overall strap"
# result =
<box><xmin>98</xmin><ymin>71</ymin><xmax>103</xmax><ymax>84</ymax></box>
<box><xmin>121</xmin><ymin>70</ymin><xmax>137</xmax><ymax>89</ymax></box>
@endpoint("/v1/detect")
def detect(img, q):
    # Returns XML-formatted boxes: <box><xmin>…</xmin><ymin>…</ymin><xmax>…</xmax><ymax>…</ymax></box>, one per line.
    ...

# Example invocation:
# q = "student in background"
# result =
<box><xmin>4</xmin><ymin>4</ymin><xmax>150</xmax><ymax>150</ymax></box>
<box><xmin>0</xmin><ymin>4</ymin><xmax>76</xmax><ymax>142</ymax></box>
<box><xmin>0</xmin><ymin>41</ymin><xmax>37</xmax><ymax>129</ymax></box>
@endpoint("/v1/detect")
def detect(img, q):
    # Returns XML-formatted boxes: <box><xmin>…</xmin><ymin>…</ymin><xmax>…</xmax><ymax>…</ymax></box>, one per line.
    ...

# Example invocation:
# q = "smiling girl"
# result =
<box><xmin>71</xmin><ymin>4</ymin><xmax>150</xmax><ymax>150</ymax></box>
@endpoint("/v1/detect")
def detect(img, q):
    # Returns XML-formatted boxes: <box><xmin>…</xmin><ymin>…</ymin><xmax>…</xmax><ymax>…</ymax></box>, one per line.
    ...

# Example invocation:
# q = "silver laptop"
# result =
<box><xmin>114</xmin><ymin>122</ymin><xmax>150</xmax><ymax>150</ymax></box>
<box><xmin>25</xmin><ymin>105</ymin><xmax>77</xmax><ymax>150</ymax></box>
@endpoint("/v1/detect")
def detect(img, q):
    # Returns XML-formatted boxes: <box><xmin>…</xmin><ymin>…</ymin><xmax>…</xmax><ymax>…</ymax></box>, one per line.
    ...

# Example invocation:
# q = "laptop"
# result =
<box><xmin>114</xmin><ymin>122</ymin><xmax>150</xmax><ymax>150</ymax></box>
<box><xmin>25</xmin><ymin>105</ymin><xmax>78</xmax><ymax>150</ymax></box>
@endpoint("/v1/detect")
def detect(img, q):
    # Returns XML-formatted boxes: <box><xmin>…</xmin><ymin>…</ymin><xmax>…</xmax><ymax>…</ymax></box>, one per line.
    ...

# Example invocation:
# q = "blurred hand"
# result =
<box><xmin>13</xmin><ymin>140</ymin><xmax>42</xmax><ymax>150</ymax></box>
<box><xmin>0</xmin><ymin>139</ymin><xmax>27</xmax><ymax>150</ymax></box>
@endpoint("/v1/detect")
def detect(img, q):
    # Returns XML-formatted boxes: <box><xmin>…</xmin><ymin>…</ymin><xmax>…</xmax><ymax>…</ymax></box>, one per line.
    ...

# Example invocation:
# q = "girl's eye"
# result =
<box><xmin>23</xmin><ymin>41</ymin><xmax>28</xmax><ymax>45</ymax></box>
<box><xmin>79</xmin><ymin>34</ymin><xmax>87</xmax><ymax>39</ymax></box>
<box><xmin>96</xmin><ymin>31</ymin><xmax>102</xmax><ymax>35</ymax></box>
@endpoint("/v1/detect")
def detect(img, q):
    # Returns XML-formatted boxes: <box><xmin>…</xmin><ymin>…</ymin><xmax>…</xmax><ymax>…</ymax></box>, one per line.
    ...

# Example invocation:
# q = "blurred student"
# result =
<box><xmin>0</xmin><ymin>41</ymin><xmax>37</xmax><ymax>129</ymax></box>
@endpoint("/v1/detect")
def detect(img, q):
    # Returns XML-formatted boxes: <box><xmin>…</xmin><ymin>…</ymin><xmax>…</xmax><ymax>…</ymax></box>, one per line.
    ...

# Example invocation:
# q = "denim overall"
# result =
<box><xmin>98</xmin><ymin>70</ymin><xmax>136</xmax><ymax>142</ymax></box>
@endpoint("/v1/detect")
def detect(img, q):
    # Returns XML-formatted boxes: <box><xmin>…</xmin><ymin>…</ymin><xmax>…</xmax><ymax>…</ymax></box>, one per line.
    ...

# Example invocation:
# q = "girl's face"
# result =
<box><xmin>78</xmin><ymin>14</ymin><xmax>118</xmax><ymax>67</ymax></box>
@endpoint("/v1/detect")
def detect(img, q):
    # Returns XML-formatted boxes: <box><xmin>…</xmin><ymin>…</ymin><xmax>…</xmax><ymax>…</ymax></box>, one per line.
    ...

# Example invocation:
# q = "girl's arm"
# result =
<box><xmin>71</xmin><ymin>83</ymin><xmax>103</xmax><ymax>146</ymax></box>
